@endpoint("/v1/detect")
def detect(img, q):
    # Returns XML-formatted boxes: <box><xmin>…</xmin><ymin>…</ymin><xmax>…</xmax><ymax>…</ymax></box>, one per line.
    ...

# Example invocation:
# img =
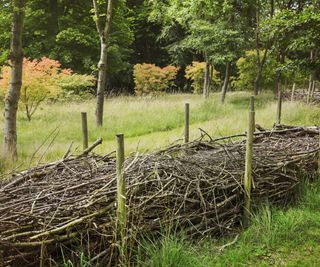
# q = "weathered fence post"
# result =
<box><xmin>116</xmin><ymin>133</ymin><xmax>127</xmax><ymax>265</ymax></box>
<box><xmin>291</xmin><ymin>83</ymin><xmax>296</xmax><ymax>102</ymax></box>
<box><xmin>276</xmin><ymin>90</ymin><xmax>282</xmax><ymax>125</ymax></box>
<box><xmin>318</xmin><ymin>132</ymin><xmax>320</xmax><ymax>177</ymax></box>
<box><xmin>81</xmin><ymin>112</ymin><xmax>89</xmax><ymax>150</ymax></box>
<box><xmin>243</xmin><ymin>96</ymin><xmax>255</xmax><ymax>228</ymax></box>
<box><xmin>185</xmin><ymin>103</ymin><xmax>190</xmax><ymax>143</ymax></box>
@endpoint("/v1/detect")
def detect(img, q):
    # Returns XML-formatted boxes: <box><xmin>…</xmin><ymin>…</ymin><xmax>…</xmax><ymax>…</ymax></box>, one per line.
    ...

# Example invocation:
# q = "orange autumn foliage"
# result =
<box><xmin>0</xmin><ymin>57</ymin><xmax>71</xmax><ymax>120</ymax></box>
<box><xmin>133</xmin><ymin>64</ymin><xmax>179</xmax><ymax>95</ymax></box>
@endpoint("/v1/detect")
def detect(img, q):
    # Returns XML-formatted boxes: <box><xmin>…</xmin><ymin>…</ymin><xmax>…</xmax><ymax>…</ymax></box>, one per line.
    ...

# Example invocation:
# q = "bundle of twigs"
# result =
<box><xmin>0</xmin><ymin>125</ymin><xmax>319</xmax><ymax>266</ymax></box>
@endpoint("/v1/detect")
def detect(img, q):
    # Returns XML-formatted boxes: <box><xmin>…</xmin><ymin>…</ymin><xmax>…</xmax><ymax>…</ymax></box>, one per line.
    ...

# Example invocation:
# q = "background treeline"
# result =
<box><xmin>0</xmin><ymin>0</ymin><xmax>319</xmax><ymax>97</ymax></box>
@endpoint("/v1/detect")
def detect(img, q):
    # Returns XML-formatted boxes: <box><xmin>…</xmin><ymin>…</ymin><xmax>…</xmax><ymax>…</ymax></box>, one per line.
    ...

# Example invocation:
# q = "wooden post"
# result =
<box><xmin>318</xmin><ymin>131</ymin><xmax>320</xmax><ymax>177</ymax></box>
<box><xmin>307</xmin><ymin>75</ymin><xmax>313</xmax><ymax>104</ymax></box>
<box><xmin>185</xmin><ymin>103</ymin><xmax>190</xmax><ymax>143</ymax></box>
<box><xmin>276</xmin><ymin>90</ymin><xmax>282</xmax><ymax>125</ymax></box>
<box><xmin>243</xmin><ymin>96</ymin><xmax>255</xmax><ymax>228</ymax></box>
<box><xmin>81</xmin><ymin>112</ymin><xmax>89</xmax><ymax>150</ymax></box>
<box><xmin>291</xmin><ymin>83</ymin><xmax>296</xmax><ymax>102</ymax></box>
<box><xmin>116</xmin><ymin>134</ymin><xmax>126</xmax><ymax>264</ymax></box>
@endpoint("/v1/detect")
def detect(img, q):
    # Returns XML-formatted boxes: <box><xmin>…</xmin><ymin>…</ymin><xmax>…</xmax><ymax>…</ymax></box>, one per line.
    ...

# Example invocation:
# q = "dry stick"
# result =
<box><xmin>185</xmin><ymin>103</ymin><xmax>190</xmax><ymax>143</ymax></box>
<box><xmin>82</xmin><ymin>138</ymin><xmax>103</xmax><ymax>155</ymax></box>
<box><xmin>116</xmin><ymin>134</ymin><xmax>127</xmax><ymax>265</ymax></box>
<box><xmin>291</xmin><ymin>83</ymin><xmax>296</xmax><ymax>102</ymax></box>
<box><xmin>81</xmin><ymin>112</ymin><xmax>89</xmax><ymax>150</ymax></box>
<box><xmin>276</xmin><ymin>90</ymin><xmax>282</xmax><ymax>125</ymax></box>
<box><xmin>40</xmin><ymin>242</ymin><xmax>45</xmax><ymax>267</ymax></box>
<box><xmin>243</xmin><ymin>96</ymin><xmax>255</xmax><ymax>228</ymax></box>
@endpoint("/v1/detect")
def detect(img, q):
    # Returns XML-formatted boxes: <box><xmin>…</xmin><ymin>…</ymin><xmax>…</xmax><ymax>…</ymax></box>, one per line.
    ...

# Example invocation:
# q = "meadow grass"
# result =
<box><xmin>0</xmin><ymin>92</ymin><xmax>319</xmax><ymax>265</ymax></box>
<box><xmin>0</xmin><ymin>91</ymin><xmax>319</xmax><ymax>173</ymax></box>
<box><xmin>136</xmin><ymin>177</ymin><xmax>320</xmax><ymax>267</ymax></box>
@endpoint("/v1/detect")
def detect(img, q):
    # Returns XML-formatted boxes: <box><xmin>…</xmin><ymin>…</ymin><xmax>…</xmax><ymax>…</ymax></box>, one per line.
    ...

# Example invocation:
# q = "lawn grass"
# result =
<box><xmin>136</xmin><ymin>178</ymin><xmax>320</xmax><ymax>267</ymax></box>
<box><xmin>0</xmin><ymin>91</ymin><xmax>319</xmax><ymax>173</ymax></box>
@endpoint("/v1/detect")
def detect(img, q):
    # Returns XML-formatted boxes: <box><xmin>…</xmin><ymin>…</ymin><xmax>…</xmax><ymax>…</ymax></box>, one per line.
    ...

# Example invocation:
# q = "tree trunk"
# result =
<box><xmin>93</xmin><ymin>0</ymin><xmax>115</xmax><ymax>126</ymax></box>
<box><xmin>3</xmin><ymin>0</ymin><xmax>25</xmax><ymax>159</ymax></box>
<box><xmin>253</xmin><ymin>0</ymin><xmax>271</xmax><ymax>96</ymax></box>
<box><xmin>221</xmin><ymin>61</ymin><xmax>230</xmax><ymax>103</ymax></box>
<box><xmin>290</xmin><ymin>83</ymin><xmax>296</xmax><ymax>102</ymax></box>
<box><xmin>307</xmin><ymin>50</ymin><xmax>317</xmax><ymax>104</ymax></box>
<box><xmin>274</xmin><ymin>52</ymin><xmax>285</xmax><ymax>98</ymax></box>
<box><xmin>254</xmin><ymin>48</ymin><xmax>268</xmax><ymax>96</ymax></box>
<box><xmin>253</xmin><ymin>69</ymin><xmax>262</xmax><ymax>96</ymax></box>
<box><xmin>96</xmin><ymin>41</ymin><xmax>108</xmax><ymax>126</ymax></box>
<box><xmin>203</xmin><ymin>61</ymin><xmax>210</xmax><ymax>99</ymax></box>
<box><xmin>48</xmin><ymin>0</ymin><xmax>59</xmax><ymax>35</ymax></box>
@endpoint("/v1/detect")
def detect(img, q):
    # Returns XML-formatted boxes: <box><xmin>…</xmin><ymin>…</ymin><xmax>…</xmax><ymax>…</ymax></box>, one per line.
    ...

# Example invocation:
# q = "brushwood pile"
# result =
<box><xmin>0</xmin><ymin>125</ymin><xmax>319</xmax><ymax>266</ymax></box>
<box><xmin>284</xmin><ymin>89</ymin><xmax>320</xmax><ymax>104</ymax></box>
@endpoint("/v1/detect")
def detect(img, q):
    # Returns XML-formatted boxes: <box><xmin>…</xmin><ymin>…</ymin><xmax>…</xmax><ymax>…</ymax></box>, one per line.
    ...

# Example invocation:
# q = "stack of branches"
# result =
<box><xmin>283</xmin><ymin>89</ymin><xmax>320</xmax><ymax>104</ymax></box>
<box><xmin>0</xmin><ymin>125</ymin><xmax>319</xmax><ymax>266</ymax></box>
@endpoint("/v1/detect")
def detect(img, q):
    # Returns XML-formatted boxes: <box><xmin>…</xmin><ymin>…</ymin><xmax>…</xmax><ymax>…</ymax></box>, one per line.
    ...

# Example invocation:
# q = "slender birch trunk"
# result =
<box><xmin>221</xmin><ymin>61</ymin><xmax>230</xmax><ymax>103</ymax></box>
<box><xmin>3</xmin><ymin>0</ymin><xmax>25</xmax><ymax>159</ymax></box>
<box><xmin>93</xmin><ymin>0</ymin><xmax>115</xmax><ymax>126</ymax></box>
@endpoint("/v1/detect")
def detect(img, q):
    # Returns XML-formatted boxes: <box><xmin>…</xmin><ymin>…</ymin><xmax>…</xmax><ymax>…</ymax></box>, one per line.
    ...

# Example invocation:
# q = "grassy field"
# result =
<box><xmin>0</xmin><ymin>92</ymin><xmax>319</xmax><ymax>266</ymax></box>
<box><xmin>0</xmin><ymin>91</ymin><xmax>319</xmax><ymax>173</ymax></box>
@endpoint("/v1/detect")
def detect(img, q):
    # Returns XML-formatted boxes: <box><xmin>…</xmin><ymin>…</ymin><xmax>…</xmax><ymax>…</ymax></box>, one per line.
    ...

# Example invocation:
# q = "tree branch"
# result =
<box><xmin>92</xmin><ymin>0</ymin><xmax>104</xmax><ymax>36</ymax></box>
<box><xmin>103</xmin><ymin>0</ymin><xmax>114</xmax><ymax>39</ymax></box>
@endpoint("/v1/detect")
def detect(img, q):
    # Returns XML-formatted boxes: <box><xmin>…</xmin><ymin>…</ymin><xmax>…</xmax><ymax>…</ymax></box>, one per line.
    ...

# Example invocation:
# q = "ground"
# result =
<box><xmin>0</xmin><ymin>92</ymin><xmax>320</xmax><ymax>266</ymax></box>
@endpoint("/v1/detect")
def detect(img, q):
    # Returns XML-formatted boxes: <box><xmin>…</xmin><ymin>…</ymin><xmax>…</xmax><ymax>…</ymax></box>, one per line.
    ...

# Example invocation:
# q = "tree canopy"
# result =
<box><xmin>0</xmin><ymin>0</ymin><xmax>319</xmax><ymax>92</ymax></box>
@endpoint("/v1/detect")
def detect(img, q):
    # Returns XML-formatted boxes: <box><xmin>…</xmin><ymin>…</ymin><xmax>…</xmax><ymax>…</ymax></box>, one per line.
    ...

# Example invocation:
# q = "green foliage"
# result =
<box><xmin>185</xmin><ymin>61</ymin><xmax>220</xmax><ymax>93</ymax></box>
<box><xmin>61</xmin><ymin>247</ymin><xmax>91</xmax><ymax>267</ymax></box>
<box><xmin>234</xmin><ymin>50</ymin><xmax>278</xmax><ymax>91</ymax></box>
<box><xmin>148</xmin><ymin>0</ymin><xmax>249</xmax><ymax>67</ymax></box>
<box><xmin>57</xmin><ymin>74</ymin><xmax>95</xmax><ymax>95</ymax></box>
<box><xmin>0</xmin><ymin>0</ymin><xmax>134</xmax><ymax>86</ymax></box>
<box><xmin>0</xmin><ymin>1</ymin><xmax>11</xmax><ymax>66</ymax></box>
<box><xmin>263</xmin><ymin>6</ymin><xmax>320</xmax><ymax>53</ymax></box>
<box><xmin>56</xmin><ymin>73</ymin><xmax>95</xmax><ymax>102</ymax></box>
<box><xmin>262</xmin><ymin>5</ymin><xmax>320</xmax><ymax>75</ymax></box>
<box><xmin>133</xmin><ymin>63</ymin><xmax>179</xmax><ymax>95</ymax></box>
<box><xmin>137</xmin><ymin>235</ymin><xmax>197</xmax><ymax>267</ymax></box>
<box><xmin>234</xmin><ymin>50</ymin><xmax>309</xmax><ymax>91</ymax></box>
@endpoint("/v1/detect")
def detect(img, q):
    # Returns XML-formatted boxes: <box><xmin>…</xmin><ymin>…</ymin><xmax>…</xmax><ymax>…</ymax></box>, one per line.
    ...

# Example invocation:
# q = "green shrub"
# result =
<box><xmin>233</xmin><ymin>50</ymin><xmax>278</xmax><ymax>91</ymax></box>
<box><xmin>234</xmin><ymin>50</ymin><xmax>307</xmax><ymax>91</ymax></box>
<box><xmin>185</xmin><ymin>61</ymin><xmax>220</xmax><ymax>94</ymax></box>
<box><xmin>133</xmin><ymin>63</ymin><xmax>179</xmax><ymax>95</ymax></box>
<box><xmin>57</xmin><ymin>73</ymin><xmax>95</xmax><ymax>95</ymax></box>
